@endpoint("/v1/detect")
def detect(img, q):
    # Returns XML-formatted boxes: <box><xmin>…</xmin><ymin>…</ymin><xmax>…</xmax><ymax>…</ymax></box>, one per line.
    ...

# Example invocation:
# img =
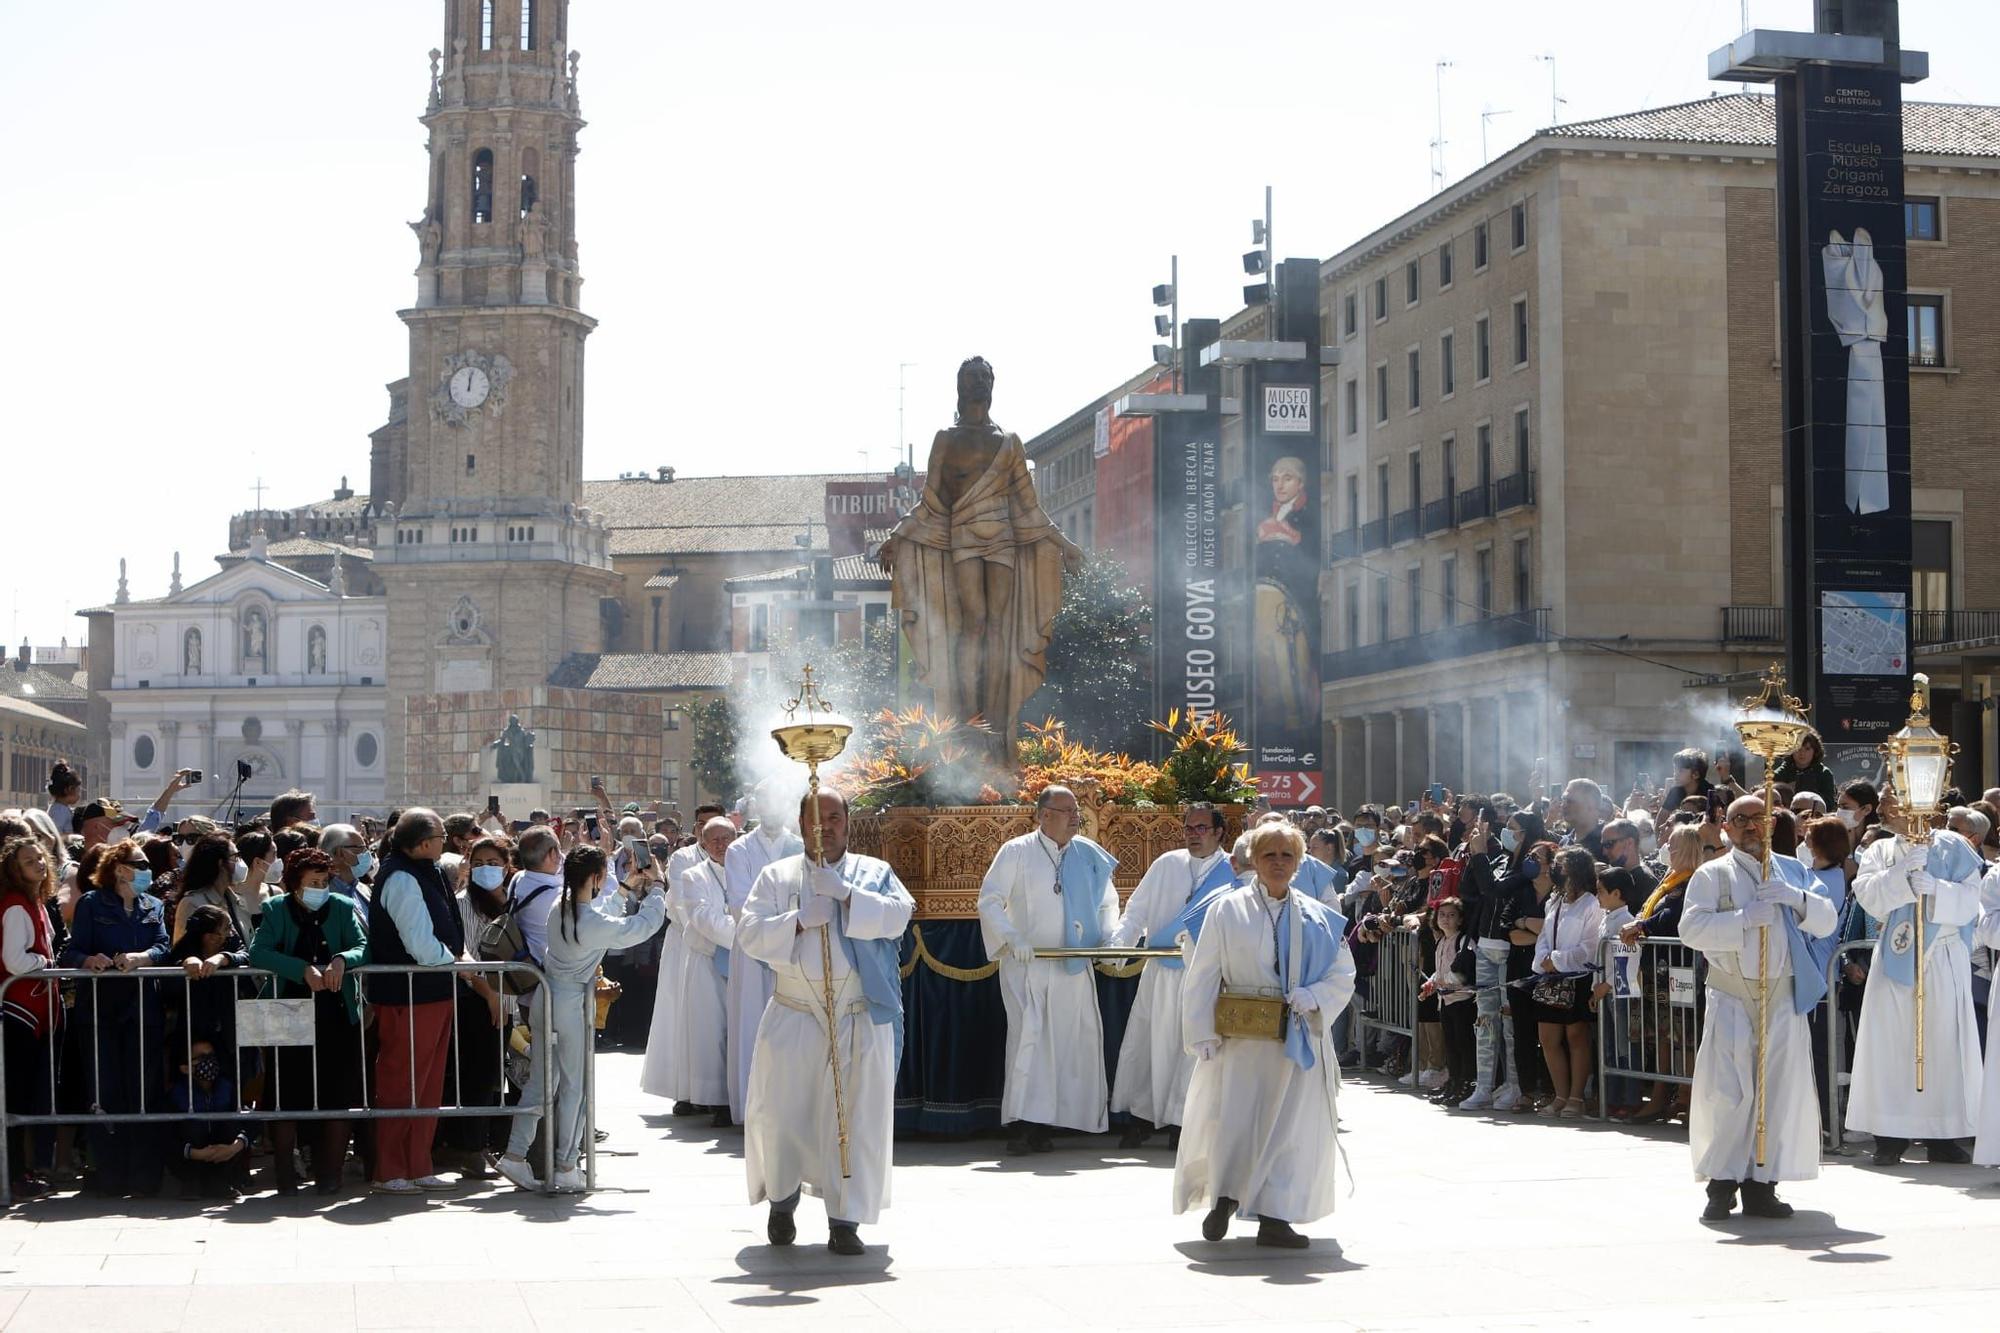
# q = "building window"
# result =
<box><xmin>1342</xmin><ymin>292</ymin><xmax>1357</xmax><ymax>338</ymax></box>
<box><xmin>1343</xmin><ymin>378</ymin><xmax>1358</xmax><ymax>436</ymax></box>
<box><xmin>1905</xmin><ymin>195</ymin><xmax>1941</xmax><ymax>241</ymax></box>
<box><xmin>132</xmin><ymin>734</ymin><xmax>156</xmax><ymax>771</ymax></box>
<box><xmin>355</xmin><ymin>732</ymin><xmax>379</xmax><ymax>769</ymax></box>
<box><xmin>664</xmin><ymin>706</ymin><xmax>681</xmax><ymax>731</ymax></box>
<box><xmin>1512</xmin><ymin>296</ymin><xmax>1529</xmax><ymax>366</ymax></box>
<box><xmin>519</xmin><ymin>172</ymin><xmax>538</xmax><ymax>218</ymax></box>
<box><xmin>1374</xmin><ymin>363</ymin><xmax>1389</xmax><ymax>423</ymax></box>
<box><xmin>1374</xmin><ymin>576</ymin><xmax>1390</xmax><ymax>643</ymax></box>
<box><xmin>520</xmin><ymin>0</ymin><xmax>536</xmax><ymax>50</ymax></box>
<box><xmin>1440</xmin><ymin>331</ymin><xmax>1455</xmax><ymax>397</ymax></box>
<box><xmin>1442</xmin><ymin>556</ymin><xmax>1458</xmax><ymax>627</ymax></box>
<box><xmin>472</xmin><ymin>148</ymin><xmax>495</xmax><ymax>225</ymax></box>
<box><xmin>662</xmin><ymin>758</ymin><xmax>681</xmax><ymax>805</ymax></box>
<box><xmin>1373</xmin><ymin>277</ymin><xmax>1388</xmax><ymax>322</ymax></box>
<box><xmin>1406</xmin><ymin>566</ymin><xmax>1422</xmax><ymax>638</ymax></box>
<box><xmin>1513</xmin><ymin>407</ymin><xmax>1531</xmax><ymax>473</ymax></box>
<box><xmin>1375</xmin><ymin>461</ymin><xmax>1390</xmax><ymax>521</ymax></box>
<box><xmin>1438</xmin><ymin>240</ymin><xmax>1454</xmax><ymax>289</ymax></box>
<box><xmin>1407</xmin><ymin>451</ymin><xmax>1422</xmax><ymax>512</ymax></box>
<box><xmin>1406</xmin><ymin>347</ymin><xmax>1421</xmax><ymax>410</ymax></box>
<box><xmin>1913</xmin><ymin>520</ymin><xmax>1952</xmax><ymax>621</ymax></box>
<box><xmin>1477</xmin><ymin>422</ymin><xmax>1494</xmax><ymax>489</ymax></box>
<box><xmin>1346</xmin><ymin>473</ymin><xmax>1360</xmax><ymax>529</ymax></box>
<box><xmin>1405</xmin><ymin>259</ymin><xmax>1420</xmax><ymax>306</ymax></box>
<box><xmin>1908</xmin><ymin>294</ymin><xmax>1945</xmax><ymax>367</ymax></box>
<box><xmin>480</xmin><ymin>0</ymin><xmax>495</xmax><ymax>50</ymax></box>
<box><xmin>1513</xmin><ymin>536</ymin><xmax>1533</xmax><ymax>609</ymax></box>
<box><xmin>750</xmin><ymin>604</ymin><xmax>769</xmax><ymax>654</ymax></box>
<box><xmin>1442</xmin><ymin>434</ymin><xmax>1457</xmax><ymax>504</ymax></box>
<box><xmin>1475</xmin><ymin>548</ymin><xmax>1494</xmax><ymax>617</ymax></box>
<box><xmin>1475</xmin><ymin>315</ymin><xmax>1491</xmax><ymax>381</ymax></box>
<box><xmin>1345</xmin><ymin>584</ymin><xmax>1360</xmax><ymax>648</ymax></box>
<box><xmin>1473</xmin><ymin>221</ymin><xmax>1489</xmax><ymax>269</ymax></box>
<box><xmin>1510</xmin><ymin>200</ymin><xmax>1528</xmax><ymax>251</ymax></box>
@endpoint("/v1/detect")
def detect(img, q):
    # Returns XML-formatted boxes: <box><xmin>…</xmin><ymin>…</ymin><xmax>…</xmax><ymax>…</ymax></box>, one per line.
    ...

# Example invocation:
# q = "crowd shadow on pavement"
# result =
<box><xmin>1173</xmin><ymin>1238</ymin><xmax>1365</xmax><ymax>1285</ymax></box>
<box><xmin>641</xmin><ymin>1112</ymin><xmax>746</xmax><ymax>1159</ymax></box>
<box><xmin>1707</xmin><ymin>1210</ymin><xmax>1887</xmax><ymax>1262</ymax></box>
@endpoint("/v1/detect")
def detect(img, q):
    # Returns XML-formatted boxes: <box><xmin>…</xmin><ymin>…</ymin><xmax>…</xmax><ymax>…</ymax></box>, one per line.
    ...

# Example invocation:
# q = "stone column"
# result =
<box><xmin>1425</xmin><ymin>705</ymin><xmax>1441</xmax><ymax>797</ymax></box>
<box><xmin>1459</xmin><ymin>699</ymin><xmax>1474</xmax><ymax>797</ymax></box>
<box><xmin>328</xmin><ymin>718</ymin><xmax>349</xmax><ymax>810</ymax></box>
<box><xmin>286</xmin><ymin>720</ymin><xmax>305</xmax><ymax>790</ymax></box>
<box><xmin>1331</xmin><ymin>719</ymin><xmax>1347</xmax><ymax>814</ymax></box>
<box><xmin>1392</xmin><ymin>708</ymin><xmax>1407</xmax><ymax>805</ymax></box>
<box><xmin>1362</xmin><ymin>715</ymin><xmax>1378</xmax><ymax>806</ymax></box>
<box><xmin>1495</xmin><ymin>693</ymin><xmax>1512</xmax><ymax>798</ymax></box>
<box><xmin>195</xmin><ymin>722</ymin><xmax>215</xmax><ymax>787</ymax></box>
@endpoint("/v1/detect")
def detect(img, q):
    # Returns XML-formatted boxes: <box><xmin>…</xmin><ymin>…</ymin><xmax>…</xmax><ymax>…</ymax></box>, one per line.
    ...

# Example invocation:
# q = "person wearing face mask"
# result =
<box><xmin>440</xmin><ymin>834</ymin><xmax>514</xmax><ymax>1176</ymax></box>
<box><xmin>58</xmin><ymin>840</ymin><xmax>173</xmax><ymax>1196</ymax></box>
<box><xmin>979</xmin><ymin>785</ymin><xmax>1120</xmax><ymax>1154</ymax></box>
<box><xmin>170</xmin><ymin>834</ymin><xmax>255</xmax><ymax>954</ymax></box>
<box><xmin>234</xmin><ymin>830</ymin><xmax>277</xmax><ymax>928</ymax></box>
<box><xmin>167</xmin><ymin>1037</ymin><xmax>251</xmax><ymax>1200</ymax></box>
<box><xmin>641</xmin><ymin>817</ymin><xmax>738</xmax><ymax>1125</ymax></box>
<box><xmin>1465</xmin><ymin>808</ymin><xmax>1540</xmax><ymax>1111</ymax></box>
<box><xmin>1344</xmin><ymin>807</ymin><xmax>1384</xmax><ymax>877</ymax></box>
<box><xmin>1174</xmin><ymin>821</ymin><xmax>1355</xmax><ymax>1250</ymax></box>
<box><xmin>318</xmin><ymin>824</ymin><xmax>376</xmax><ymax>924</ymax></box>
<box><xmin>250</xmin><ymin>848</ymin><xmax>367</xmax><ymax>1194</ymax></box>
<box><xmin>497</xmin><ymin>843</ymin><xmax>667</xmax><ymax>1195</ymax></box>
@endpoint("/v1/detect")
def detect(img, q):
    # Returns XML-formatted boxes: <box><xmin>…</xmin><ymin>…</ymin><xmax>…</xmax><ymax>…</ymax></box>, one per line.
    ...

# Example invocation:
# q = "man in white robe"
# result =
<box><xmin>1846</xmin><ymin>824</ymin><xmax>1985</xmax><ymax>1164</ymax></box>
<box><xmin>639</xmin><ymin>818</ymin><xmax>735</xmax><ymax>1115</ymax></box>
<box><xmin>978</xmin><ymin>785</ymin><xmax>1119</xmax><ymax>1153</ymax></box>
<box><xmin>1680</xmin><ymin>796</ymin><xmax>1837</xmax><ymax>1220</ymax></box>
<box><xmin>723</xmin><ymin>791</ymin><xmax>804</xmax><ymax>1127</ymax></box>
<box><xmin>1175</xmin><ymin>821</ymin><xmax>1354</xmax><ymax>1248</ymax></box>
<box><xmin>1973</xmin><ymin>861</ymin><xmax>2000</xmax><ymax>1165</ymax></box>
<box><xmin>739</xmin><ymin>790</ymin><xmax>912</xmax><ymax>1256</ymax></box>
<box><xmin>1110</xmin><ymin>802</ymin><xmax>1233</xmax><ymax>1149</ymax></box>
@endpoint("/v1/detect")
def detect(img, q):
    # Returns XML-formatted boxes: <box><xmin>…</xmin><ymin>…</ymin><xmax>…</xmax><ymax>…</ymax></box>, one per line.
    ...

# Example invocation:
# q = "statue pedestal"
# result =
<box><xmin>487</xmin><ymin>782</ymin><xmax>550</xmax><ymax>822</ymax></box>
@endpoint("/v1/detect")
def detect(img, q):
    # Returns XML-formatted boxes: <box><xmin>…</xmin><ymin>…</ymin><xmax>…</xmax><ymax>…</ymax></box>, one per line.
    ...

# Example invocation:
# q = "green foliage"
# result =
<box><xmin>1148</xmin><ymin>709</ymin><xmax>1259</xmax><ymax>805</ymax></box>
<box><xmin>1024</xmin><ymin>552</ymin><xmax>1153</xmax><ymax>754</ymax></box>
<box><xmin>687</xmin><ymin>696</ymin><xmax>740</xmax><ymax>806</ymax></box>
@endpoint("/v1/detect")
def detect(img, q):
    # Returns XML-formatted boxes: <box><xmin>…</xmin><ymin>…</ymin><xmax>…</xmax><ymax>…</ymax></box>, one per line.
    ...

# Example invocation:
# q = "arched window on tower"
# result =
<box><xmin>520</xmin><ymin>0</ymin><xmax>536</xmax><ymax>51</ymax></box>
<box><xmin>472</xmin><ymin>149</ymin><xmax>494</xmax><ymax>225</ymax></box>
<box><xmin>480</xmin><ymin>1</ymin><xmax>495</xmax><ymax>51</ymax></box>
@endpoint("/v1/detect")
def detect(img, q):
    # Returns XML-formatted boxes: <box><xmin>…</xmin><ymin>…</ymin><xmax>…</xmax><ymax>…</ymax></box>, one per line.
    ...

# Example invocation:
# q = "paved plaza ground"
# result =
<box><xmin>3</xmin><ymin>1049</ymin><xmax>1998</xmax><ymax>1331</ymax></box>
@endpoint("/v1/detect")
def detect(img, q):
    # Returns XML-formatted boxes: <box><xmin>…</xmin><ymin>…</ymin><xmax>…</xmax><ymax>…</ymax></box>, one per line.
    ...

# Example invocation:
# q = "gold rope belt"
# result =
<box><xmin>899</xmin><ymin>924</ymin><xmax>1148</xmax><ymax>982</ymax></box>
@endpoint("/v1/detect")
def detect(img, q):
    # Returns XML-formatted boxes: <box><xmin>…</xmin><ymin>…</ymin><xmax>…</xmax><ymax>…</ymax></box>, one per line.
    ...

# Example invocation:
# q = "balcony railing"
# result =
<box><xmin>1422</xmin><ymin>496</ymin><xmax>1456</xmax><ymax>535</ymax></box>
<box><xmin>1493</xmin><ymin>469</ymin><xmax>1537</xmax><ymax>512</ymax></box>
<box><xmin>1457</xmin><ymin>484</ymin><xmax>1492</xmax><ymax>523</ymax></box>
<box><xmin>1323</xmin><ymin>607</ymin><xmax>1551</xmax><ymax>680</ymax></box>
<box><xmin>1722</xmin><ymin>606</ymin><xmax>2000</xmax><ymax>648</ymax></box>
<box><xmin>1327</xmin><ymin>527</ymin><xmax>1360</xmax><ymax>561</ymax></box>
<box><xmin>1389</xmin><ymin>508</ymin><xmax>1420</xmax><ymax>545</ymax></box>
<box><xmin>1360</xmin><ymin>518</ymin><xmax>1388</xmax><ymax>552</ymax></box>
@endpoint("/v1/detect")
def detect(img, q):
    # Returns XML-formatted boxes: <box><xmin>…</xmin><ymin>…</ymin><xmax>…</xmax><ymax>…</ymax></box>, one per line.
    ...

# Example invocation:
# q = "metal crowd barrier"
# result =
<box><xmin>1821</xmin><ymin>938</ymin><xmax>1872</xmax><ymax>1152</ymax></box>
<box><xmin>1593</xmin><ymin>935</ymin><xmax>1704</xmax><ymax>1122</ymax></box>
<box><xmin>0</xmin><ymin>960</ymin><xmax>592</xmax><ymax>1206</ymax></box>
<box><xmin>1353</xmin><ymin>927</ymin><xmax>1424</xmax><ymax>1091</ymax></box>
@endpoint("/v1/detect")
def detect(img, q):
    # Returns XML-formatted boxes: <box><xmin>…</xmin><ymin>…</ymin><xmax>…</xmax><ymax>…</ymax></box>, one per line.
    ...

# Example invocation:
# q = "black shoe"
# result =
<box><xmin>1740</xmin><ymin>1182</ymin><xmax>1794</xmax><ymax>1219</ymax></box>
<box><xmin>767</xmin><ymin>1206</ymin><xmax>796</xmax><ymax>1246</ymax></box>
<box><xmin>1925</xmin><ymin>1138</ymin><xmax>1973</xmax><ymax>1165</ymax></box>
<box><xmin>1871</xmin><ymin>1136</ymin><xmax>1910</xmax><ymax>1166</ymax></box>
<box><xmin>1441</xmin><ymin>1084</ymin><xmax>1472</xmax><ymax>1108</ymax></box>
<box><xmin>672</xmin><ymin>1101</ymin><xmax>701</xmax><ymax>1117</ymax></box>
<box><xmin>1027</xmin><ymin>1126</ymin><xmax>1054</xmax><ymax>1153</ymax></box>
<box><xmin>1118</xmin><ymin>1123</ymin><xmax>1148</xmax><ymax>1150</ymax></box>
<box><xmin>1701</xmin><ymin>1180</ymin><xmax>1738</xmax><ymax>1221</ymax></box>
<box><xmin>1006</xmin><ymin>1133</ymin><xmax>1032</xmax><ymax>1156</ymax></box>
<box><xmin>1201</xmin><ymin>1196</ymin><xmax>1237</xmax><ymax>1242</ymax></box>
<box><xmin>1166</xmin><ymin>1127</ymin><xmax>1181</xmax><ymax>1151</ymax></box>
<box><xmin>827</xmin><ymin>1224</ymin><xmax>865</xmax><ymax>1256</ymax></box>
<box><xmin>1256</xmin><ymin>1219</ymin><xmax>1311</xmax><ymax>1249</ymax></box>
<box><xmin>314</xmin><ymin>1178</ymin><xmax>341</xmax><ymax>1196</ymax></box>
<box><xmin>710</xmin><ymin>1108</ymin><xmax>734</xmax><ymax>1129</ymax></box>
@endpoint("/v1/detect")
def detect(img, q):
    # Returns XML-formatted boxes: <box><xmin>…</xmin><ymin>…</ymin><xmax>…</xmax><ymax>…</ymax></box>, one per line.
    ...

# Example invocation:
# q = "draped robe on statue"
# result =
<box><xmin>723</xmin><ymin>826</ymin><xmax>804</xmax><ymax>1122</ymax></box>
<box><xmin>1679</xmin><ymin>849</ymin><xmax>1836</xmax><ymax>1183</ymax></box>
<box><xmin>1110</xmin><ymin>847</ymin><xmax>1235</xmax><ymax>1128</ymax></box>
<box><xmin>887</xmin><ymin>431</ymin><xmax>1068</xmax><ymax>734</ymax></box>
<box><xmin>978</xmin><ymin>831</ymin><xmax>1119</xmax><ymax>1133</ymax></box>
<box><xmin>639</xmin><ymin>855</ymin><xmax>733</xmax><ymax>1106</ymax></box>
<box><xmin>1846</xmin><ymin>830</ymin><xmax>1985</xmax><ymax>1142</ymax></box>
<box><xmin>1173</xmin><ymin>885</ymin><xmax>1354</xmax><ymax>1225</ymax></box>
<box><xmin>738</xmin><ymin>852</ymin><xmax>913</xmax><ymax>1226</ymax></box>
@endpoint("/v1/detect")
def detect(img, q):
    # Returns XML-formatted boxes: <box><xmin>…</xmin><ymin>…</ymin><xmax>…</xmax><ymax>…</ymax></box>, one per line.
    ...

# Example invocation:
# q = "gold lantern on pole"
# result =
<box><xmin>1733</xmin><ymin>663</ymin><xmax>1811</xmax><ymax>1168</ymax></box>
<box><xmin>769</xmin><ymin>664</ymin><xmax>857</xmax><ymax>1177</ymax></box>
<box><xmin>1877</xmin><ymin>672</ymin><xmax>1957</xmax><ymax>1093</ymax></box>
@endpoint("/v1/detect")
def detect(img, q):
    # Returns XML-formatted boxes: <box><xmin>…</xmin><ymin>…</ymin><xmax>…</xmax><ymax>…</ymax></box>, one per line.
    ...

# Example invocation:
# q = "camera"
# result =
<box><xmin>180</xmin><ymin>768</ymin><xmax>204</xmax><ymax>785</ymax></box>
<box><xmin>235</xmin><ymin>759</ymin><xmax>252</xmax><ymax>782</ymax></box>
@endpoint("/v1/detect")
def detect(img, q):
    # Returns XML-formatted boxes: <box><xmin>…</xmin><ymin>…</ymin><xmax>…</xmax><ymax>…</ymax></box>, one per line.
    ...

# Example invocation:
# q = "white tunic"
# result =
<box><xmin>1109</xmin><ymin>847</ymin><xmax>1227</xmax><ymax>1128</ymax></box>
<box><xmin>978</xmin><ymin>832</ymin><xmax>1120</xmax><ymax>1133</ymax></box>
<box><xmin>1973</xmin><ymin>864</ymin><xmax>2000</xmax><ymax>1164</ymax></box>
<box><xmin>1172</xmin><ymin>884</ymin><xmax>1355</xmax><ymax>1224</ymax></box>
<box><xmin>1680</xmin><ymin>850</ymin><xmax>1835</xmax><ymax>1183</ymax></box>
<box><xmin>739</xmin><ymin>853</ymin><xmax>913</xmax><ymax>1226</ymax></box>
<box><xmin>638</xmin><ymin>856</ymin><xmax>734</xmax><ymax>1106</ymax></box>
<box><xmin>723</xmin><ymin>827</ymin><xmax>804</xmax><ymax>1121</ymax></box>
<box><xmin>1846</xmin><ymin>835</ymin><xmax>1983</xmax><ymax>1141</ymax></box>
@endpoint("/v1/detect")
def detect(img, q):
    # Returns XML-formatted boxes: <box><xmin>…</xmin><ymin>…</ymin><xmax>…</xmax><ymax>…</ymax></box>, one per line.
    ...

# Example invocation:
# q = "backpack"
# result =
<box><xmin>1428</xmin><ymin>854</ymin><xmax>1465</xmax><ymax>909</ymax></box>
<box><xmin>475</xmin><ymin>874</ymin><xmax>555</xmax><ymax>996</ymax></box>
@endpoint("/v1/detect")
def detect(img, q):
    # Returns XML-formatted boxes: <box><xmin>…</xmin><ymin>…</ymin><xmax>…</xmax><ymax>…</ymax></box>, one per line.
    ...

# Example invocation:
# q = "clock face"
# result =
<box><xmin>448</xmin><ymin>365</ymin><xmax>491</xmax><ymax>408</ymax></box>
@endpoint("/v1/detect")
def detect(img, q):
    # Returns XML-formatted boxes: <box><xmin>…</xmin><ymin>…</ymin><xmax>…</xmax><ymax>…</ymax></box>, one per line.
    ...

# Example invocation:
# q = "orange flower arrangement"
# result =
<box><xmin>1014</xmin><ymin>717</ymin><xmax>1165</xmax><ymax>807</ymax></box>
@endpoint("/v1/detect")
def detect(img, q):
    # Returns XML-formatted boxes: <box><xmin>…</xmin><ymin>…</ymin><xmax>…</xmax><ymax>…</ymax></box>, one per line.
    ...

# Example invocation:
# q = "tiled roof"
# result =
<box><xmin>0</xmin><ymin>663</ymin><xmax>89</xmax><ymax>703</ymax></box>
<box><xmin>723</xmin><ymin>556</ymin><xmax>888</xmax><ymax>588</ymax></box>
<box><xmin>0</xmin><ymin>694</ymin><xmax>84</xmax><ymax>728</ymax></box>
<box><xmin>300</xmin><ymin>494</ymin><xmax>373</xmax><ymax>517</ymax></box>
<box><xmin>834</xmin><ymin>554</ymin><xmax>887</xmax><ymax>585</ymax></box>
<box><xmin>643</xmin><ymin>573</ymin><xmax>681</xmax><ymax>589</ymax></box>
<box><xmin>1546</xmin><ymin>93</ymin><xmax>2000</xmax><ymax>157</ymax></box>
<box><xmin>585</xmin><ymin>472</ymin><xmax>878</xmax><ymax>557</ymax></box>
<box><xmin>224</xmin><ymin>537</ymin><xmax>374</xmax><ymax>562</ymax></box>
<box><xmin>548</xmin><ymin>652</ymin><xmax>732</xmax><ymax>691</ymax></box>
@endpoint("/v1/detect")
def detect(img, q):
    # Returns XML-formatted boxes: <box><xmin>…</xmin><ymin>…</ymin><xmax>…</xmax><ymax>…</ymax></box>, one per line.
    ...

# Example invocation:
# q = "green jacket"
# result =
<box><xmin>248</xmin><ymin>892</ymin><xmax>369</xmax><ymax>1024</ymax></box>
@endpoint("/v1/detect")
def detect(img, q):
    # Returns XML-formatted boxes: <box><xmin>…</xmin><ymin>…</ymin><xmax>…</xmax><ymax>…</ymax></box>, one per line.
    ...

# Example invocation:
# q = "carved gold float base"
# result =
<box><xmin>848</xmin><ymin>803</ymin><xmax>1246</xmax><ymax>920</ymax></box>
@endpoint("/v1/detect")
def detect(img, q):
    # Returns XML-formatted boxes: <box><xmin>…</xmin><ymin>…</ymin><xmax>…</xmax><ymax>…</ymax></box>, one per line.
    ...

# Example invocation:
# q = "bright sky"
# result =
<box><xmin>6</xmin><ymin>0</ymin><xmax>1997</xmax><ymax>649</ymax></box>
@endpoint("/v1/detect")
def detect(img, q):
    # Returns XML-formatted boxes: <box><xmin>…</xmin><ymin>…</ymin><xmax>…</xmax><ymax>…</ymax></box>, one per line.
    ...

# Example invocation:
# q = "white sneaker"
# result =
<box><xmin>1457</xmin><ymin>1085</ymin><xmax>1495</xmax><ymax>1110</ymax></box>
<box><xmin>550</xmin><ymin>1167</ymin><xmax>586</xmax><ymax>1194</ymax></box>
<box><xmin>1419</xmin><ymin>1069</ymin><xmax>1447</xmax><ymax>1091</ymax></box>
<box><xmin>1492</xmin><ymin>1083</ymin><xmax>1523</xmax><ymax>1112</ymax></box>
<box><xmin>370</xmin><ymin>1178</ymin><xmax>422</xmax><ymax>1195</ymax></box>
<box><xmin>411</xmin><ymin>1174</ymin><xmax>457</xmax><ymax>1192</ymax></box>
<box><xmin>1398</xmin><ymin>1069</ymin><xmax>1417</xmax><ymax>1086</ymax></box>
<box><xmin>495</xmin><ymin>1156</ymin><xmax>541</xmax><ymax>1192</ymax></box>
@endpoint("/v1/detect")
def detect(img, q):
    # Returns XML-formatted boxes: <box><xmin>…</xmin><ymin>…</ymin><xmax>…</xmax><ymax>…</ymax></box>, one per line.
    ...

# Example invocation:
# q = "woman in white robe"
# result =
<box><xmin>1174</xmin><ymin>822</ymin><xmax>1354</xmax><ymax>1248</ymax></box>
<box><xmin>639</xmin><ymin>821</ymin><xmax>735</xmax><ymax>1111</ymax></box>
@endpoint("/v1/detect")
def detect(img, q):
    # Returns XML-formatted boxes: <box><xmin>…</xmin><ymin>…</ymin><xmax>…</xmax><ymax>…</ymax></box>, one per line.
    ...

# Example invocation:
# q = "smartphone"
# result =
<box><xmin>180</xmin><ymin>768</ymin><xmax>204</xmax><ymax>785</ymax></box>
<box><xmin>1636</xmin><ymin>770</ymin><xmax>1652</xmax><ymax>792</ymax></box>
<box><xmin>624</xmin><ymin>835</ymin><xmax>653</xmax><ymax>869</ymax></box>
<box><xmin>486</xmin><ymin>794</ymin><xmax>501</xmax><ymax>816</ymax></box>
<box><xmin>590</xmin><ymin>775</ymin><xmax>605</xmax><ymax>794</ymax></box>
<box><xmin>1425</xmin><ymin>782</ymin><xmax>1446</xmax><ymax>804</ymax></box>
<box><xmin>509</xmin><ymin>819</ymin><xmax>529</xmax><ymax>834</ymax></box>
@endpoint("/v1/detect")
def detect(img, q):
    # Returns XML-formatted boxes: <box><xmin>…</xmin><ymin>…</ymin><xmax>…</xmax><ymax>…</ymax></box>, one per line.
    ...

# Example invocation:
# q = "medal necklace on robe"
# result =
<box><xmin>1255</xmin><ymin>887</ymin><xmax>1284</xmax><ymax>979</ymax></box>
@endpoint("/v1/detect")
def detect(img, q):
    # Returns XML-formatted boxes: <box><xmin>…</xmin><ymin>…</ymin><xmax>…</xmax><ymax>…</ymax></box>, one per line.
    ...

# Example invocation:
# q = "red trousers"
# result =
<box><xmin>372</xmin><ymin>999</ymin><xmax>453</xmax><ymax>1182</ymax></box>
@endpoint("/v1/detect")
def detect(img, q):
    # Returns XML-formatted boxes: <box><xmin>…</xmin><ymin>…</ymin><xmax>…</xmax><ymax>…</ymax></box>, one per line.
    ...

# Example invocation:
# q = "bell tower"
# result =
<box><xmin>373</xmin><ymin>0</ymin><xmax>621</xmax><ymax>804</ymax></box>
